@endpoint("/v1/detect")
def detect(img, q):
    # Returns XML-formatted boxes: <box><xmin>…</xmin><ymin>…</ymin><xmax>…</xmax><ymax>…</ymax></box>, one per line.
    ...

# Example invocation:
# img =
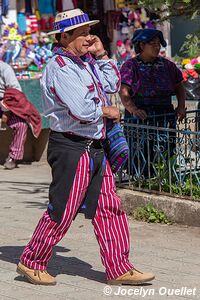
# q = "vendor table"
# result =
<box><xmin>19</xmin><ymin>78</ymin><xmax>49</xmax><ymax>128</ymax></box>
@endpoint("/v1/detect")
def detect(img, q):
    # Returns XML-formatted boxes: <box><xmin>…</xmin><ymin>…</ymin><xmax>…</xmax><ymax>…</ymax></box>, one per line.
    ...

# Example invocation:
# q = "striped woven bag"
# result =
<box><xmin>103</xmin><ymin>122</ymin><xmax>129</xmax><ymax>174</ymax></box>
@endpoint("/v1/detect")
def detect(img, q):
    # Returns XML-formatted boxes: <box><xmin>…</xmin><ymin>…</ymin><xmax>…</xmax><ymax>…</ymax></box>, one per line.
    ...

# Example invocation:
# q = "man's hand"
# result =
<box><xmin>132</xmin><ymin>108</ymin><xmax>147</xmax><ymax>120</ymax></box>
<box><xmin>102</xmin><ymin>106</ymin><xmax>120</xmax><ymax>123</ymax></box>
<box><xmin>176</xmin><ymin>106</ymin><xmax>186</xmax><ymax>121</ymax></box>
<box><xmin>88</xmin><ymin>35</ymin><xmax>105</xmax><ymax>57</ymax></box>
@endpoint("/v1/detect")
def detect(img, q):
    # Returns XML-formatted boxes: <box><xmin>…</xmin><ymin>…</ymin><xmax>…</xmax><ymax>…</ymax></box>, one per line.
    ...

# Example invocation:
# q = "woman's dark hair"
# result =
<box><xmin>134</xmin><ymin>42</ymin><xmax>143</xmax><ymax>54</ymax></box>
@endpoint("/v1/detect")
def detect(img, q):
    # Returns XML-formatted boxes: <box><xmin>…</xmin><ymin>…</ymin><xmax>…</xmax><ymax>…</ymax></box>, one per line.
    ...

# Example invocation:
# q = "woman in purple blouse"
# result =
<box><xmin>119</xmin><ymin>29</ymin><xmax>186</xmax><ymax>178</ymax></box>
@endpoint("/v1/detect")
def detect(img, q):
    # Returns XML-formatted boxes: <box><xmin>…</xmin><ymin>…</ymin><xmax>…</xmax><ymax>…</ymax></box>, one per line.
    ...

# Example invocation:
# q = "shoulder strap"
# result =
<box><xmin>85</xmin><ymin>63</ymin><xmax>111</xmax><ymax>106</ymax></box>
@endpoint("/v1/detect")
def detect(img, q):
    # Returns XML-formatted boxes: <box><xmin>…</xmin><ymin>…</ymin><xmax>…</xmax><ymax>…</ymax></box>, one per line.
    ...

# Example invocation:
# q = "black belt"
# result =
<box><xmin>55</xmin><ymin>131</ymin><xmax>103</xmax><ymax>149</ymax></box>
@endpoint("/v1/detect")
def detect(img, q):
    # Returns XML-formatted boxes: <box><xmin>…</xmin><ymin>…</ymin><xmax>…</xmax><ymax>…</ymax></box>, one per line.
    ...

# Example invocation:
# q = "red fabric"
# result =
<box><xmin>20</xmin><ymin>153</ymin><xmax>133</xmax><ymax>279</ymax></box>
<box><xmin>48</xmin><ymin>16</ymin><xmax>54</xmax><ymax>30</ymax></box>
<box><xmin>7</xmin><ymin>114</ymin><xmax>28</xmax><ymax>160</ymax></box>
<box><xmin>1</xmin><ymin>88</ymin><xmax>42</xmax><ymax>138</ymax></box>
<box><xmin>26</xmin><ymin>15</ymin><xmax>38</xmax><ymax>33</ymax></box>
<box><xmin>72</xmin><ymin>0</ymin><xmax>78</xmax><ymax>8</ymax></box>
<box><xmin>40</xmin><ymin>17</ymin><xmax>46</xmax><ymax>31</ymax></box>
<box><xmin>56</xmin><ymin>0</ymin><xmax>62</xmax><ymax>12</ymax></box>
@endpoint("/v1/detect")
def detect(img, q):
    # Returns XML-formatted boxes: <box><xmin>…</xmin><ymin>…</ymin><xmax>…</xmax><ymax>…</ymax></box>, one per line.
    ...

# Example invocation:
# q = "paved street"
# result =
<box><xmin>0</xmin><ymin>162</ymin><xmax>199</xmax><ymax>300</ymax></box>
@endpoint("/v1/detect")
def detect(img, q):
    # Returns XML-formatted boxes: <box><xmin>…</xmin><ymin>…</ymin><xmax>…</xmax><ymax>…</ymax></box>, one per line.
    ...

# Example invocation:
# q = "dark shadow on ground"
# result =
<box><xmin>0</xmin><ymin>181</ymin><xmax>49</xmax><ymax>209</ymax></box>
<box><xmin>0</xmin><ymin>181</ymin><xmax>49</xmax><ymax>194</ymax></box>
<box><xmin>0</xmin><ymin>245</ymin><xmax>106</xmax><ymax>284</ymax></box>
<box><xmin>21</xmin><ymin>200</ymin><xmax>48</xmax><ymax>209</ymax></box>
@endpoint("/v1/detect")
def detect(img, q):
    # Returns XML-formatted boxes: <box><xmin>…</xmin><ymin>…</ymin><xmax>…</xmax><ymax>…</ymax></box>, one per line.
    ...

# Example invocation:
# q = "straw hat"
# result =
<box><xmin>47</xmin><ymin>8</ymin><xmax>99</xmax><ymax>35</ymax></box>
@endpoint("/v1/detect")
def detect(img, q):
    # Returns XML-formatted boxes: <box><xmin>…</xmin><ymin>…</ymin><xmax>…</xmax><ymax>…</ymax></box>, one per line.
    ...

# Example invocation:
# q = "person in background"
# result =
<box><xmin>0</xmin><ymin>61</ymin><xmax>28</xmax><ymax>169</ymax></box>
<box><xmin>16</xmin><ymin>9</ymin><xmax>155</xmax><ymax>286</ymax></box>
<box><xmin>159</xmin><ymin>46</ymin><xmax>166</xmax><ymax>58</ymax></box>
<box><xmin>159</xmin><ymin>47</ymin><xmax>172</xmax><ymax>61</ymax></box>
<box><xmin>112</xmin><ymin>39</ymin><xmax>132</xmax><ymax>69</ymax></box>
<box><xmin>0</xmin><ymin>61</ymin><xmax>41</xmax><ymax>169</ymax></box>
<box><xmin>120</xmin><ymin>29</ymin><xmax>186</xmax><ymax>177</ymax></box>
<box><xmin>123</xmin><ymin>37</ymin><xmax>135</xmax><ymax>58</ymax></box>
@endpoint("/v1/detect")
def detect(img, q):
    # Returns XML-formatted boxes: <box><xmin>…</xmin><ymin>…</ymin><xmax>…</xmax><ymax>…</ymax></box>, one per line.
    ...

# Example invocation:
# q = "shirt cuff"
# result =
<box><xmin>95</xmin><ymin>58</ymin><xmax>117</xmax><ymax>66</ymax></box>
<box><xmin>96</xmin><ymin>105</ymin><xmax>103</xmax><ymax>120</ymax></box>
<box><xmin>121</xmin><ymin>81</ymin><xmax>132</xmax><ymax>87</ymax></box>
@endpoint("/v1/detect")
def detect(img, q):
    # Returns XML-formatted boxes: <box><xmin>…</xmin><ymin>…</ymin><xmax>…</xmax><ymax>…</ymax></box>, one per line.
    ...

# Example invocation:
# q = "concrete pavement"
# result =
<box><xmin>0</xmin><ymin>162</ymin><xmax>200</xmax><ymax>300</ymax></box>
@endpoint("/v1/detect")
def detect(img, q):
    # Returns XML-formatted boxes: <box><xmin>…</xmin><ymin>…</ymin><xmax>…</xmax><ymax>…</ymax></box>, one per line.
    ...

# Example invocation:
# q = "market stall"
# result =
<box><xmin>0</xmin><ymin>22</ymin><xmax>51</xmax><ymax>127</ymax></box>
<box><xmin>19</xmin><ymin>78</ymin><xmax>49</xmax><ymax>128</ymax></box>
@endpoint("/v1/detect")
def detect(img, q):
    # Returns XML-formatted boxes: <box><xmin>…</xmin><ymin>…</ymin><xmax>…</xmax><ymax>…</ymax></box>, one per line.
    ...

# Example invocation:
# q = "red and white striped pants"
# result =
<box><xmin>7</xmin><ymin>113</ymin><xmax>28</xmax><ymax>160</ymax></box>
<box><xmin>20</xmin><ymin>151</ymin><xmax>133</xmax><ymax>280</ymax></box>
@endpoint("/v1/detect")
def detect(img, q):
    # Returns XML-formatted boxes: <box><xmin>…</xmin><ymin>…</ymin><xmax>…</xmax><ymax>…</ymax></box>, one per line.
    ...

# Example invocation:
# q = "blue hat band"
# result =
<box><xmin>53</xmin><ymin>13</ymin><xmax>90</xmax><ymax>32</ymax></box>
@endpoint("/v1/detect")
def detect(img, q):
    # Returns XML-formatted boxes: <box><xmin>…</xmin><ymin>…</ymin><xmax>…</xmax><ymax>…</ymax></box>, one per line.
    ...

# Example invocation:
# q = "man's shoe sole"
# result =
<box><xmin>16</xmin><ymin>265</ymin><xmax>56</xmax><ymax>286</ymax></box>
<box><xmin>108</xmin><ymin>275</ymin><xmax>155</xmax><ymax>286</ymax></box>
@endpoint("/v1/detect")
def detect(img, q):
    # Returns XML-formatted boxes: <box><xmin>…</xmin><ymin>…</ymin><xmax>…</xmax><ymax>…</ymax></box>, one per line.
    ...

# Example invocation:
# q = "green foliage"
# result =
<box><xmin>180</xmin><ymin>34</ymin><xmax>200</xmax><ymax>58</ymax></box>
<box><xmin>135</xmin><ymin>175</ymin><xmax>200</xmax><ymax>199</ymax></box>
<box><xmin>133</xmin><ymin>203</ymin><xmax>172</xmax><ymax>224</ymax></box>
<box><xmin>131</xmin><ymin>153</ymin><xmax>200</xmax><ymax>199</ymax></box>
<box><xmin>138</xmin><ymin>0</ymin><xmax>200</xmax><ymax>20</ymax></box>
<box><xmin>173</xmin><ymin>55</ymin><xmax>183</xmax><ymax>64</ymax></box>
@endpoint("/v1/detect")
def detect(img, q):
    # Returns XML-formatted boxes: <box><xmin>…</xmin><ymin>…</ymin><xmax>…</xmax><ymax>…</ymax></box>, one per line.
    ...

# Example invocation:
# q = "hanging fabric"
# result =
<box><xmin>25</xmin><ymin>0</ymin><xmax>32</xmax><ymax>15</ymax></box>
<box><xmin>17</xmin><ymin>12</ymin><xmax>27</xmax><ymax>32</ymax></box>
<box><xmin>72</xmin><ymin>0</ymin><xmax>78</xmax><ymax>8</ymax></box>
<box><xmin>2</xmin><ymin>0</ymin><xmax>9</xmax><ymax>17</ymax></box>
<box><xmin>103</xmin><ymin>0</ymin><xmax>115</xmax><ymax>13</ymax></box>
<box><xmin>56</xmin><ymin>0</ymin><xmax>62</xmax><ymax>12</ymax></box>
<box><xmin>38</xmin><ymin>0</ymin><xmax>56</xmax><ymax>16</ymax></box>
<box><xmin>62</xmin><ymin>0</ymin><xmax>74</xmax><ymax>11</ymax></box>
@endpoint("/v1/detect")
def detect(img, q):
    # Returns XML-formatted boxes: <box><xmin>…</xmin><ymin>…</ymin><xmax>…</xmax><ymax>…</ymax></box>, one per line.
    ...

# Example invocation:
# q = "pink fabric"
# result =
<box><xmin>7</xmin><ymin>113</ymin><xmax>28</xmax><ymax>160</ymax></box>
<box><xmin>20</xmin><ymin>152</ymin><xmax>133</xmax><ymax>280</ymax></box>
<box><xmin>2</xmin><ymin>88</ymin><xmax>41</xmax><ymax>138</ymax></box>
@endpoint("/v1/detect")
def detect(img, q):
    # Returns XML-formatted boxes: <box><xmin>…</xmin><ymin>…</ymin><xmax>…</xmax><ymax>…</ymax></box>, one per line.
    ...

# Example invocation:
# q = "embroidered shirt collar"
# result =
<box><xmin>52</xmin><ymin>44</ymin><xmax>96</xmax><ymax>66</ymax></box>
<box><xmin>136</xmin><ymin>55</ymin><xmax>163</xmax><ymax>66</ymax></box>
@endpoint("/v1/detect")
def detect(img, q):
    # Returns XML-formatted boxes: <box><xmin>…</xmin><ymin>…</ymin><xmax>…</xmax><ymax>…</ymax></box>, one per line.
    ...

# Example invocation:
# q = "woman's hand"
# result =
<box><xmin>176</xmin><ymin>106</ymin><xmax>186</xmax><ymax>121</ymax></box>
<box><xmin>120</xmin><ymin>84</ymin><xmax>147</xmax><ymax>120</ymax></box>
<box><xmin>132</xmin><ymin>107</ymin><xmax>147</xmax><ymax>120</ymax></box>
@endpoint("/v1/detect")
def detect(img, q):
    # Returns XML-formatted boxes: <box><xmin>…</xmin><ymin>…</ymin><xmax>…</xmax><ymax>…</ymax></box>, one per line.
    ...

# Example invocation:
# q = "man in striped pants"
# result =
<box><xmin>17</xmin><ymin>9</ymin><xmax>155</xmax><ymax>286</ymax></box>
<box><xmin>0</xmin><ymin>61</ymin><xmax>28</xmax><ymax>170</ymax></box>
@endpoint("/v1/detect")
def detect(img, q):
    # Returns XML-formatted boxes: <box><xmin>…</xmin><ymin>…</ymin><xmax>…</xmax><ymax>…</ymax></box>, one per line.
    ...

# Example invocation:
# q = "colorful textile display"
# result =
<box><xmin>112</xmin><ymin>39</ymin><xmax>132</xmax><ymax>69</ymax></box>
<box><xmin>0</xmin><ymin>23</ymin><xmax>25</xmax><ymax>64</ymax></box>
<box><xmin>26</xmin><ymin>15</ymin><xmax>38</xmax><ymax>33</ymax></box>
<box><xmin>17</xmin><ymin>12</ymin><xmax>27</xmax><ymax>33</ymax></box>
<box><xmin>0</xmin><ymin>23</ymin><xmax>54</xmax><ymax>79</ymax></box>
<box><xmin>38</xmin><ymin>0</ymin><xmax>56</xmax><ymax>16</ymax></box>
<box><xmin>2</xmin><ymin>23</ymin><xmax>25</xmax><ymax>43</ymax></box>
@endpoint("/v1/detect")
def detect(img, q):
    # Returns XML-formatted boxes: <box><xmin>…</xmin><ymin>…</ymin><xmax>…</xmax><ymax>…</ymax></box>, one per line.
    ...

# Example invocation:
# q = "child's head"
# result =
<box><xmin>116</xmin><ymin>40</ymin><xmax>126</xmax><ymax>56</ymax></box>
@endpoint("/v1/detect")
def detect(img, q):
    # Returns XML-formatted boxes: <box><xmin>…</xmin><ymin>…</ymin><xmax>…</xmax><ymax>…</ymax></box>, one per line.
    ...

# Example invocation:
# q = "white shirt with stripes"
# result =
<box><xmin>40</xmin><ymin>54</ymin><xmax>120</xmax><ymax>140</ymax></box>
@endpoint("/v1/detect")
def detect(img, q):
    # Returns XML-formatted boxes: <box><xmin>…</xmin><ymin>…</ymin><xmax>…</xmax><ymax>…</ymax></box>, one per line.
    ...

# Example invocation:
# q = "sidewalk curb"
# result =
<box><xmin>117</xmin><ymin>189</ymin><xmax>200</xmax><ymax>227</ymax></box>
